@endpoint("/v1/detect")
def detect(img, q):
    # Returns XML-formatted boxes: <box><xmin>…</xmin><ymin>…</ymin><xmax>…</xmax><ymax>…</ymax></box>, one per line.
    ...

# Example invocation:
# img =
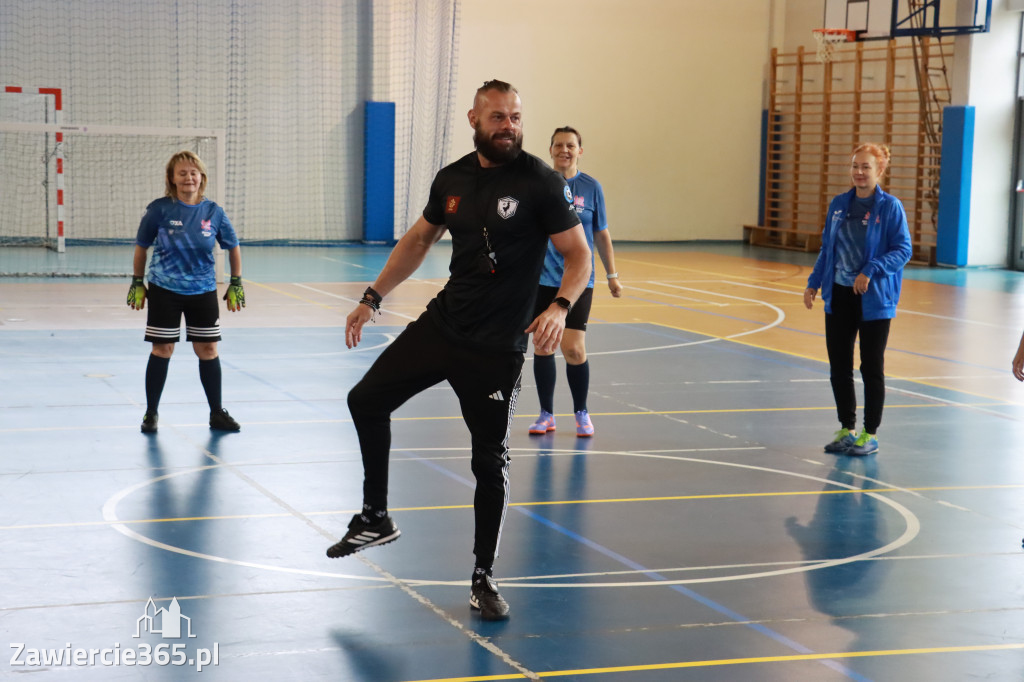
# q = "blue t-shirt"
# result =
<box><xmin>135</xmin><ymin>197</ymin><xmax>239</xmax><ymax>295</ymax></box>
<box><xmin>538</xmin><ymin>171</ymin><xmax>607</xmax><ymax>288</ymax></box>
<box><xmin>834</xmin><ymin>195</ymin><xmax>874</xmax><ymax>287</ymax></box>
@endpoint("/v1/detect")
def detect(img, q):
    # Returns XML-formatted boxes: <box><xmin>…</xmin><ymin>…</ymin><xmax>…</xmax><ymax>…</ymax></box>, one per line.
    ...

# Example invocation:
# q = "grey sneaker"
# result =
<box><xmin>470</xmin><ymin>574</ymin><xmax>510</xmax><ymax>621</ymax></box>
<box><xmin>823</xmin><ymin>428</ymin><xmax>856</xmax><ymax>453</ymax></box>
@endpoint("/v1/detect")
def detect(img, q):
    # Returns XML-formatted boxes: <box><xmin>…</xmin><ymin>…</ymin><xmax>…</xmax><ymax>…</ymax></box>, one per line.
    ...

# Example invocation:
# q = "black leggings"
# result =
<box><xmin>347</xmin><ymin>314</ymin><xmax>524</xmax><ymax>568</ymax></box>
<box><xmin>824</xmin><ymin>284</ymin><xmax>891</xmax><ymax>435</ymax></box>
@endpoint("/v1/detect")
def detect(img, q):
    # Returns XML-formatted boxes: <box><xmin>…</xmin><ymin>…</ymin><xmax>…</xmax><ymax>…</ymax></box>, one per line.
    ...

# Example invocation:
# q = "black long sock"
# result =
<box><xmin>145</xmin><ymin>354</ymin><xmax>170</xmax><ymax>413</ymax></box>
<box><xmin>566</xmin><ymin>360</ymin><xmax>590</xmax><ymax>413</ymax></box>
<box><xmin>533</xmin><ymin>354</ymin><xmax>556</xmax><ymax>413</ymax></box>
<box><xmin>198</xmin><ymin>357</ymin><xmax>222</xmax><ymax>411</ymax></box>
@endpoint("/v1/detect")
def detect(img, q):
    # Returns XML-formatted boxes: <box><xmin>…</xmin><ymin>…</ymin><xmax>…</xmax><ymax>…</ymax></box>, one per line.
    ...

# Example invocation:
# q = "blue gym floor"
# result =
<box><xmin>2</xmin><ymin>242</ymin><xmax>1024</xmax><ymax>681</ymax></box>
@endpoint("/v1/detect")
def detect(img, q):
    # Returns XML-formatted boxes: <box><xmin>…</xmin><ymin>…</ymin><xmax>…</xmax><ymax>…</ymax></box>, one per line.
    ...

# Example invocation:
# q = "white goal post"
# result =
<box><xmin>0</xmin><ymin>122</ymin><xmax>225</xmax><ymax>244</ymax></box>
<box><xmin>0</xmin><ymin>120</ymin><xmax>226</xmax><ymax>276</ymax></box>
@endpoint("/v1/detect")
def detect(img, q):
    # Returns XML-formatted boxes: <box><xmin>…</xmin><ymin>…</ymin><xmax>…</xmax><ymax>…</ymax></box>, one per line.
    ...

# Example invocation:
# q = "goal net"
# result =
<box><xmin>0</xmin><ymin>121</ymin><xmax>223</xmax><ymax>277</ymax></box>
<box><xmin>0</xmin><ymin>0</ymin><xmax>460</xmax><ymax>275</ymax></box>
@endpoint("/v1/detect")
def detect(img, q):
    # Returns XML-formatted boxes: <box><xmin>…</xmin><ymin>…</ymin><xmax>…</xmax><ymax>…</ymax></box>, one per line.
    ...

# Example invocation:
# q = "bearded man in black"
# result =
<box><xmin>326</xmin><ymin>80</ymin><xmax>591</xmax><ymax>621</ymax></box>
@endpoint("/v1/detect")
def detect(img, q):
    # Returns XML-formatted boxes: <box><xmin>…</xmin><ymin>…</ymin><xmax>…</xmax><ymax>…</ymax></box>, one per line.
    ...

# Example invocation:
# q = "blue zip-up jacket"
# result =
<box><xmin>806</xmin><ymin>185</ymin><xmax>912</xmax><ymax>321</ymax></box>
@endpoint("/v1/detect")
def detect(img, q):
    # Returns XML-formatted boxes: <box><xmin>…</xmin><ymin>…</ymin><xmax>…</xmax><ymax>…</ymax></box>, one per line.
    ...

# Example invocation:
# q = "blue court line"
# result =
<box><xmin>397</xmin><ymin>450</ymin><xmax>873</xmax><ymax>682</ymax></box>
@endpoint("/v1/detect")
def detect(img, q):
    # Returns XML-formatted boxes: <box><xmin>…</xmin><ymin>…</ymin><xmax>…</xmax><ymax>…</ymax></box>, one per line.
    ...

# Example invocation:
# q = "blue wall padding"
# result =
<box><xmin>937</xmin><ymin>106</ymin><xmax>974</xmax><ymax>267</ymax></box>
<box><xmin>364</xmin><ymin>101</ymin><xmax>396</xmax><ymax>243</ymax></box>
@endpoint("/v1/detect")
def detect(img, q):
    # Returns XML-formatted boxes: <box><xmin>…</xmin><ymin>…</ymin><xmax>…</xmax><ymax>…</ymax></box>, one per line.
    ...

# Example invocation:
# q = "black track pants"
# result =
<box><xmin>824</xmin><ymin>284</ymin><xmax>891</xmax><ymax>434</ymax></box>
<box><xmin>347</xmin><ymin>314</ymin><xmax>524</xmax><ymax>567</ymax></box>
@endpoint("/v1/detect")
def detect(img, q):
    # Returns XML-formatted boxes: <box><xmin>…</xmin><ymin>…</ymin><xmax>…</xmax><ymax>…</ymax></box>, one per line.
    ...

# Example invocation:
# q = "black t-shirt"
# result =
<box><xmin>421</xmin><ymin>151</ymin><xmax>581</xmax><ymax>352</ymax></box>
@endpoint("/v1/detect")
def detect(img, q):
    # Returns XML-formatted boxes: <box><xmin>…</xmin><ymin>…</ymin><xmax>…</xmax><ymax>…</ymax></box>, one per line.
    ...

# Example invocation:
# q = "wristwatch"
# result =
<box><xmin>551</xmin><ymin>296</ymin><xmax>572</xmax><ymax>312</ymax></box>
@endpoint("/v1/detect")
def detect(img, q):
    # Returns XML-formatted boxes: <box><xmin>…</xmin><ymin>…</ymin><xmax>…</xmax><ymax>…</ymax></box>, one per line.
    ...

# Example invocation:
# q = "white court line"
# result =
<box><xmin>884</xmin><ymin>384</ymin><xmax>1022</xmax><ymax>420</ymax></box>
<box><xmin>650</xmin><ymin>281</ymin><xmax>787</xmax><ymax>338</ymax></box>
<box><xmin>318</xmin><ymin>257</ymin><xmax>373</xmax><ymax>269</ymax></box>
<box><xmin>936</xmin><ymin>501</ymin><xmax>972</xmax><ymax>512</ymax></box>
<box><xmin>697</xmin><ymin>280</ymin><xmax>807</xmax><ymax>296</ymax></box>
<box><xmin>587</xmin><ymin>284</ymin><xmax>786</xmax><ymax>357</ymax></box>
<box><xmin>102</xmin><ymin>444</ymin><xmax>540</xmax><ymax>680</ymax></box>
<box><xmin>623</xmin><ymin>283</ymin><xmax>729</xmax><ymax>306</ymax></box>
<box><xmin>102</xmin><ymin>448</ymin><xmax>920</xmax><ymax>589</ymax></box>
<box><xmin>291</xmin><ymin>283</ymin><xmax>418</xmax><ymax>322</ymax></box>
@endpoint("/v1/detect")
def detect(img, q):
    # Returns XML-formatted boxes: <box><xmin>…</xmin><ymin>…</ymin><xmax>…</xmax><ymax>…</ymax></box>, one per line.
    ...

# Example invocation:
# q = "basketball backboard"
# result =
<box><xmin>823</xmin><ymin>0</ymin><xmax>992</xmax><ymax>40</ymax></box>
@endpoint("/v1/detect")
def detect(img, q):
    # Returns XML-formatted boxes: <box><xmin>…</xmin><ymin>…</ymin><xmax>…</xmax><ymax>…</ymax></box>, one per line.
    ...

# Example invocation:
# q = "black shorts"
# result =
<box><xmin>145</xmin><ymin>283</ymin><xmax>222</xmax><ymax>343</ymax></box>
<box><xmin>533</xmin><ymin>285</ymin><xmax>594</xmax><ymax>332</ymax></box>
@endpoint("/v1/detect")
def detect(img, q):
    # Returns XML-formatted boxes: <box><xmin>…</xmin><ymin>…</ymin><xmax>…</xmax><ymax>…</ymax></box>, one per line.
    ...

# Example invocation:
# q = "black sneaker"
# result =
<box><xmin>326</xmin><ymin>514</ymin><xmax>401</xmax><ymax>558</ymax></box>
<box><xmin>141</xmin><ymin>411</ymin><xmax>158</xmax><ymax>434</ymax></box>
<box><xmin>209</xmin><ymin>408</ymin><xmax>241</xmax><ymax>432</ymax></box>
<box><xmin>470</xmin><ymin>574</ymin><xmax>510</xmax><ymax>621</ymax></box>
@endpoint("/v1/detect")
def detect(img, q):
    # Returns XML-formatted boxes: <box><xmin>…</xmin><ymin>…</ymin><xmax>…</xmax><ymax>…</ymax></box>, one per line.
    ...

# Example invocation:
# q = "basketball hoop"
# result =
<box><xmin>812</xmin><ymin>28</ymin><xmax>856</xmax><ymax>63</ymax></box>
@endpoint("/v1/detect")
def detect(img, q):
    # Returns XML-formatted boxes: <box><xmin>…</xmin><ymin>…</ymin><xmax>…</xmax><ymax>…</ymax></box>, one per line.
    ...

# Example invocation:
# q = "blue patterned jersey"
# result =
<box><xmin>538</xmin><ymin>171</ymin><xmax>607</xmax><ymax>288</ymax></box>
<box><xmin>834</xmin><ymin>195</ymin><xmax>874</xmax><ymax>286</ymax></box>
<box><xmin>135</xmin><ymin>197</ymin><xmax>239</xmax><ymax>295</ymax></box>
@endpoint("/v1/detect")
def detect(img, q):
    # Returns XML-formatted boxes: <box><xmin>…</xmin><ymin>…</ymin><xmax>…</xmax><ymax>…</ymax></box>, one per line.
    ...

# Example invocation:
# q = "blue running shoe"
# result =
<box><xmin>529</xmin><ymin>411</ymin><xmax>556</xmax><ymax>435</ymax></box>
<box><xmin>575</xmin><ymin>410</ymin><xmax>594</xmax><ymax>437</ymax></box>
<box><xmin>823</xmin><ymin>428</ymin><xmax>856</xmax><ymax>453</ymax></box>
<box><xmin>847</xmin><ymin>432</ymin><xmax>878</xmax><ymax>456</ymax></box>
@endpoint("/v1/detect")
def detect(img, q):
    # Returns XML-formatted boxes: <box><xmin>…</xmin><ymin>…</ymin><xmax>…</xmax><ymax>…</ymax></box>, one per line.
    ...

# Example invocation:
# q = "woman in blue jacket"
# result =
<box><xmin>804</xmin><ymin>143</ymin><xmax>912</xmax><ymax>456</ymax></box>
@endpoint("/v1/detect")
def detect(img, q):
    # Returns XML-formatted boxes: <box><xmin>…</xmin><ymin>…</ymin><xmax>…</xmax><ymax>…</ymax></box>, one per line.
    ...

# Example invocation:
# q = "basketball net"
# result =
<box><xmin>812</xmin><ymin>29</ymin><xmax>855</xmax><ymax>63</ymax></box>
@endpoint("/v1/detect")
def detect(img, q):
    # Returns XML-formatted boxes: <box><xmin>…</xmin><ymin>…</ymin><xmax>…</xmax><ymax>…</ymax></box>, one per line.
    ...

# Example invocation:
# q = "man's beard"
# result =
<box><xmin>474</xmin><ymin>126</ymin><xmax>523</xmax><ymax>165</ymax></box>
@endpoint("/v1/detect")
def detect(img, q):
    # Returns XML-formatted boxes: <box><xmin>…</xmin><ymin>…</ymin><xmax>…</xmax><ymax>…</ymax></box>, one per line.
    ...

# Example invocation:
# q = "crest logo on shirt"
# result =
<box><xmin>563</xmin><ymin>186</ymin><xmax>572</xmax><ymax>203</ymax></box>
<box><xmin>573</xmin><ymin>195</ymin><xmax>585</xmax><ymax>213</ymax></box>
<box><xmin>446</xmin><ymin>196</ymin><xmax>461</xmax><ymax>214</ymax></box>
<box><xmin>496</xmin><ymin>196</ymin><xmax>518</xmax><ymax>220</ymax></box>
<box><xmin>201</xmin><ymin>219</ymin><xmax>212</xmax><ymax>236</ymax></box>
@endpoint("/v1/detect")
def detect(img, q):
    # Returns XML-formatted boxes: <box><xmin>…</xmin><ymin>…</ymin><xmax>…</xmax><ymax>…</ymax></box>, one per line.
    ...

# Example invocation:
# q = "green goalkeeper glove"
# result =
<box><xmin>127</xmin><ymin>276</ymin><xmax>147</xmax><ymax>310</ymax></box>
<box><xmin>223</xmin><ymin>276</ymin><xmax>245</xmax><ymax>311</ymax></box>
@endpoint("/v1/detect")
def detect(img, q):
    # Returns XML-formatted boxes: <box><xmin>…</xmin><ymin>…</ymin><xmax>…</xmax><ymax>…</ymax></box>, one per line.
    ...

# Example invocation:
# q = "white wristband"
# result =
<box><xmin>606</xmin><ymin>273</ymin><xmax>619</xmax><ymax>279</ymax></box>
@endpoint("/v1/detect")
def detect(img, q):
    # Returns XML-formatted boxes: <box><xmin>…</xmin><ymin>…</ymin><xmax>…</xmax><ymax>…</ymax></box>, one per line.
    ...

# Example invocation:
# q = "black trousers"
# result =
<box><xmin>824</xmin><ymin>284</ymin><xmax>891</xmax><ymax>434</ymax></box>
<box><xmin>347</xmin><ymin>314</ymin><xmax>524</xmax><ymax>568</ymax></box>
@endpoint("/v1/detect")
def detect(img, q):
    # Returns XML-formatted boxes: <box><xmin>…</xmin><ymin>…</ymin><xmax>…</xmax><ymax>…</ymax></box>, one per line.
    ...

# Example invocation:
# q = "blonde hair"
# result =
<box><xmin>852</xmin><ymin>143</ymin><xmax>891</xmax><ymax>176</ymax></box>
<box><xmin>165</xmin><ymin>150</ymin><xmax>208</xmax><ymax>200</ymax></box>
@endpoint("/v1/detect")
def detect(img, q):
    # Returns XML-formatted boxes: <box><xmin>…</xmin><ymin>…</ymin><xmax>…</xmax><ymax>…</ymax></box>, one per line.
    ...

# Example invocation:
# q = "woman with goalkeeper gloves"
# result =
<box><xmin>127</xmin><ymin>150</ymin><xmax>244</xmax><ymax>434</ymax></box>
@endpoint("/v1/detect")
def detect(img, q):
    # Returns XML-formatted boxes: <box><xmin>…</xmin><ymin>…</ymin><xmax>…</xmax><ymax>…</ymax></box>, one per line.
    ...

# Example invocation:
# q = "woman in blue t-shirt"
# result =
<box><xmin>804</xmin><ymin>143</ymin><xmax>912</xmax><ymax>456</ymax></box>
<box><xmin>527</xmin><ymin>126</ymin><xmax>622</xmax><ymax>437</ymax></box>
<box><xmin>127</xmin><ymin>151</ymin><xmax>245</xmax><ymax>434</ymax></box>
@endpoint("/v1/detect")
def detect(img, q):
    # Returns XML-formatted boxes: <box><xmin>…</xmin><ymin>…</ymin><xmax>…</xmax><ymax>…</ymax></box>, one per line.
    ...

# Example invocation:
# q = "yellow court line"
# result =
<box><xmin>401</xmin><ymin>643</ymin><xmax>1024</xmax><ymax>682</ymax></box>
<box><xmin>602</xmin><ymin>263</ymin><xmax>1015</xmax><ymax>405</ymax></box>
<box><xmin>0</xmin><ymin>403</ymin><xmax>987</xmax><ymax>434</ymax></box>
<box><xmin>400</xmin><ymin>403</ymin><xmax>976</xmax><ymax>423</ymax></box>
<box><xmin>6</xmin><ymin>484</ymin><xmax>1024</xmax><ymax>532</ymax></box>
<box><xmin>644</xmin><ymin>319</ymin><xmax>1016</xmax><ymax>405</ymax></box>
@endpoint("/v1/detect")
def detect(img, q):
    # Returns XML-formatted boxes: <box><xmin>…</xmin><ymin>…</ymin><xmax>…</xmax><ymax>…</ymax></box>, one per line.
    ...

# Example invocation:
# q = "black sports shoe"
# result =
<box><xmin>326</xmin><ymin>514</ymin><xmax>401</xmax><ymax>558</ymax></box>
<box><xmin>209</xmin><ymin>408</ymin><xmax>241</xmax><ymax>432</ymax></box>
<box><xmin>141</xmin><ymin>412</ymin><xmax>158</xmax><ymax>434</ymax></box>
<box><xmin>470</xmin><ymin>574</ymin><xmax>510</xmax><ymax>621</ymax></box>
